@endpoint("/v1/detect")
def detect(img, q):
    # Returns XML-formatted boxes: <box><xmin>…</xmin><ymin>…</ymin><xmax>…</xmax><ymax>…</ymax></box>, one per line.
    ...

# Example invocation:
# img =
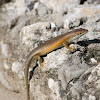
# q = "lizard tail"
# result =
<box><xmin>25</xmin><ymin>60</ymin><xmax>30</xmax><ymax>100</ymax></box>
<box><xmin>25</xmin><ymin>50</ymin><xmax>37</xmax><ymax>100</ymax></box>
<box><xmin>25</xmin><ymin>54</ymin><xmax>34</xmax><ymax>100</ymax></box>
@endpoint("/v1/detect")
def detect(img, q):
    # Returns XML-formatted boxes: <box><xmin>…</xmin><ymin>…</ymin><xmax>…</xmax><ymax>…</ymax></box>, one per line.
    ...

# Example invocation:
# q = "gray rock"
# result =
<box><xmin>0</xmin><ymin>71</ymin><xmax>12</xmax><ymax>90</ymax></box>
<box><xmin>0</xmin><ymin>0</ymin><xmax>26</xmax><ymax>27</ymax></box>
<box><xmin>64</xmin><ymin>5</ymin><xmax>100</xmax><ymax>29</ymax></box>
<box><xmin>20</xmin><ymin>22</ymin><xmax>58</xmax><ymax>53</ymax></box>
<box><xmin>37</xmin><ymin>3</ymin><xmax>51</xmax><ymax>17</ymax></box>
<box><xmin>88</xmin><ymin>0</ymin><xmax>100</xmax><ymax>4</ymax></box>
<box><xmin>40</xmin><ymin>0</ymin><xmax>79</xmax><ymax>12</ymax></box>
<box><xmin>58</xmin><ymin>51</ymin><xmax>89</xmax><ymax>90</ymax></box>
<box><xmin>0</xmin><ymin>0</ymin><xmax>100</xmax><ymax>100</ymax></box>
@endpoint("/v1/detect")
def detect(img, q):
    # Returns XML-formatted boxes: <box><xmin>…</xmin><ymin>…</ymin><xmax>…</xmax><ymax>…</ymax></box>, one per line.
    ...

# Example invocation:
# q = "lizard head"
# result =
<box><xmin>75</xmin><ymin>28</ymin><xmax>88</xmax><ymax>35</ymax></box>
<box><xmin>69</xmin><ymin>28</ymin><xmax>88</xmax><ymax>41</ymax></box>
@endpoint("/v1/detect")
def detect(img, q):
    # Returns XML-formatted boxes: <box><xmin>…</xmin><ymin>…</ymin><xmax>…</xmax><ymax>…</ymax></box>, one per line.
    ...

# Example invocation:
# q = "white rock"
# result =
<box><xmin>12</xmin><ymin>61</ymin><xmax>22</xmax><ymax>73</ymax></box>
<box><xmin>0</xmin><ymin>71</ymin><xmax>12</xmax><ymax>90</ymax></box>
<box><xmin>64</xmin><ymin>18</ymin><xmax>70</xmax><ymax>29</ymax></box>
<box><xmin>48</xmin><ymin>78</ymin><xmax>61</xmax><ymax>100</ymax></box>
<box><xmin>40</xmin><ymin>0</ymin><xmax>77</xmax><ymax>12</ymax></box>
<box><xmin>20</xmin><ymin>22</ymin><xmax>53</xmax><ymax>51</ymax></box>
<box><xmin>14</xmin><ymin>0</ymin><xmax>26</xmax><ymax>16</ymax></box>
<box><xmin>18</xmin><ymin>71</ymin><xmax>25</xmax><ymax>79</ymax></box>
<box><xmin>4</xmin><ymin>60</ymin><xmax>10</xmax><ymax>69</ymax></box>
<box><xmin>34</xmin><ymin>2</ymin><xmax>39</xmax><ymax>9</ymax></box>
<box><xmin>56</xmin><ymin>3</ymin><xmax>68</xmax><ymax>15</ymax></box>
<box><xmin>64</xmin><ymin>5</ymin><xmax>100</xmax><ymax>29</ymax></box>
<box><xmin>85</xmin><ymin>64</ymin><xmax>100</xmax><ymax>91</ymax></box>
<box><xmin>48</xmin><ymin>78</ymin><xmax>55</xmax><ymax>89</ymax></box>
<box><xmin>0</xmin><ymin>42</ymin><xmax>9</xmax><ymax>58</ymax></box>
<box><xmin>52</xmin><ymin>31</ymin><xmax>58</xmax><ymax>37</ymax></box>
<box><xmin>50</xmin><ymin>23</ymin><xmax>56</xmax><ymax>28</ymax></box>
<box><xmin>90</xmin><ymin>58</ymin><xmax>97</xmax><ymax>63</ymax></box>
<box><xmin>89</xmin><ymin>94</ymin><xmax>96</xmax><ymax>100</ymax></box>
<box><xmin>0</xmin><ymin>0</ymin><xmax>26</xmax><ymax>27</ymax></box>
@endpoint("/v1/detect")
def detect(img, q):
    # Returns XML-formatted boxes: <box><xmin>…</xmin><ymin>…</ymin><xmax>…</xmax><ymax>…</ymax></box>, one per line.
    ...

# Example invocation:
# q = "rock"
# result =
<box><xmin>14</xmin><ymin>0</ymin><xmax>26</xmax><ymax>16</ymax></box>
<box><xmin>34</xmin><ymin>2</ymin><xmax>39</xmax><ymax>9</ymax></box>
<box><xmin>64</xmin><ymin>5</ymin><xmax>100</xmax><ymax>29</ymax></box>
<box><xmin>20</xmin><ymin>22</ymin><xmax>59</xmax><ymax>53</ymax></box>
<box><xmin>0</xmin><ymin>42</ymin><xmax>9</xmax><ymax>58</ymax></box>
<box><xmin>90</xmin><ymin>58</ymin><xmax>97</xmax><ymax>63</ymax></box>
<box><xmin>12</xmin><ymin>61</ymin><xmax>22</xmax><ymax>73</ymax></box>
<box><xmin>37</xmin><ymin>3</ymin><xmax>51</xmax><ymax>17</ymax></box>
<box><xmin>0</xmin><ymin>0</ymin><xmax>12</xmax><ymax>6</ymax></box>
<box><xmin>87</xmin><ymin>0</ymin><xmax>100</xmax><ymax>4</ymax></box>
<box><xmin>0</xmin><ymin>0</ymin><xmax>26</xmax><ymax>27</ymax></box>
<box><xmin>4</xmin><ymin>60</ymin><xmax>10</xmax><ymax>69</ymax></box>
<box><xmin>17</xmin><ymin>21</ymin><xmax>100</xmax><ymax>99</ymax></box>
<box><xmin>86</xmin><ymin>44</ymin><xmax>100</xmax><ymax>62</ymax></box>
<box><xmin>57</xmin><ymin>50</ymin><xmax>89</xmax><ymax>90</ymax></box>
<box><xmin>0</xmin><ymin>0</ymin><xmax>100</xmax><ymax>100</ymax></box>
<box><xmin>0</xmin><ymin>71</ymin><xmax>12</xmax><ymax>90</ymax></box>
<box><xmin>89</xmin><ymin>94</ymin><xmax>96</xmax><ymax>100</ymax></box>
<box><xmin>40</xmin><ymin>0</ymin><xmax>78</xmax><ymax>12</ymax></box>
<box><xmin>83</xmin><ymin>64</ymin><xmax>100</xmax><ymax>99</ymax></box>
<box><xmin>56</xmin><ymin>3</ymin><xmax>68</xmax><ymax>15</ymax></box>
<box><xmin>48</xmin><ymin>78</ymin><xmax>61</xmax><ymax>100</ymax></box>
<box><xmin>70</xmin><ymin>81</ymin><xmax>83</xmax><ymax>100</ymax></box>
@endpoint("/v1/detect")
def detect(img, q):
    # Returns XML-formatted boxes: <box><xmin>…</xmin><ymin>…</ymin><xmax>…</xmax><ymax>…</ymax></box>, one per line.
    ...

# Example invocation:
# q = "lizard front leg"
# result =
<box><xmin>63</xmin><ymin>41</ymin><xmax>75</xmax><ymax>52</ymax></box>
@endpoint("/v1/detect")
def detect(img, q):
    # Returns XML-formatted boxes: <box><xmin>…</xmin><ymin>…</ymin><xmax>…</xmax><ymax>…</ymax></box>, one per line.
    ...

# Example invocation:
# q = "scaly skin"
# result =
<box><xmin>25</xmin><ymin>28</ymin><xmax>88</xmax><ymax>100</ymax></box>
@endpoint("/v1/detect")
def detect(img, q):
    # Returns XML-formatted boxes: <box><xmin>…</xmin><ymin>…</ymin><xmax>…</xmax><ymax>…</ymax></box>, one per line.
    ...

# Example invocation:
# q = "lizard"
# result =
<box><xmin>25</xmin><ymin>28</ymin><xmax>88</xmax><ymax>100</ymax></box>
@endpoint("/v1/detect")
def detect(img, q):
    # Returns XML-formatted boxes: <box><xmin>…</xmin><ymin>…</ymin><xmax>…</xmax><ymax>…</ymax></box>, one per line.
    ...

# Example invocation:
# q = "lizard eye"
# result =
<box><xmin>78</xmin><ymin>32</ymin><xmax>82</xmax><ymax>35</ymax></box>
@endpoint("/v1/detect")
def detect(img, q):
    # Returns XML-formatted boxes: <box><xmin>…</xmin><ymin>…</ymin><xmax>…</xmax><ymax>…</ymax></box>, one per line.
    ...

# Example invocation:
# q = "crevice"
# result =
<box><xmin>79</xmin><ymin>17</ymin><xmax>87</xmax><ymax>26</ymax></box>
<box><xmin>80</xmin><ymin>0</ymin><xmax>87</xmax><ymax>4</ymax></box>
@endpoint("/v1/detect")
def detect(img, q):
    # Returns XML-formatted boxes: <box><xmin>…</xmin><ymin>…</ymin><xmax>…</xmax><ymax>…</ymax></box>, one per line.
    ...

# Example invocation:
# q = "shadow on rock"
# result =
<box><xmin>77</xmin><ymin>39</ymin><xmax>100</xmax><ymax>47</ymax></box>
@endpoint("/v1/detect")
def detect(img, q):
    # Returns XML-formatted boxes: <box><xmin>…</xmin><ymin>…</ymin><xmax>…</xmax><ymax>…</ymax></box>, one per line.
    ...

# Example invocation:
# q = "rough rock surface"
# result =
<box><xmin>0</xmin><ymin>0</ymin><xmax>100</xmax><ymax>100</ymax></box>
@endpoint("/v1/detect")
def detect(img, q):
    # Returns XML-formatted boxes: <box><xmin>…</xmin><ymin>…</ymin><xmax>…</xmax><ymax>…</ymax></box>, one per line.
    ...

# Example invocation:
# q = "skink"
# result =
<box><xmin>25</xmin><ymin>28</ymin><xmax>88</xmax><ymax>100</ymax></box>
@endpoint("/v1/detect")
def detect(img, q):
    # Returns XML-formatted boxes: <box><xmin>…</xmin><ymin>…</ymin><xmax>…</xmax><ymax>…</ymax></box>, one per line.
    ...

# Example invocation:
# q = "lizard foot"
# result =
<box><xmin>40</xmin><ymin>62</ymin><xmax>46</xmax><ymax>71</ymax></box>
<box><xmin>69</xmin><ymin>47</ymin><xmax>76</xmax><ymax>52</ymax></box>
<box><xmin>40</xmin><ymin>62</ymin><xmax>46</xmax><ymax>68</ymax></box>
